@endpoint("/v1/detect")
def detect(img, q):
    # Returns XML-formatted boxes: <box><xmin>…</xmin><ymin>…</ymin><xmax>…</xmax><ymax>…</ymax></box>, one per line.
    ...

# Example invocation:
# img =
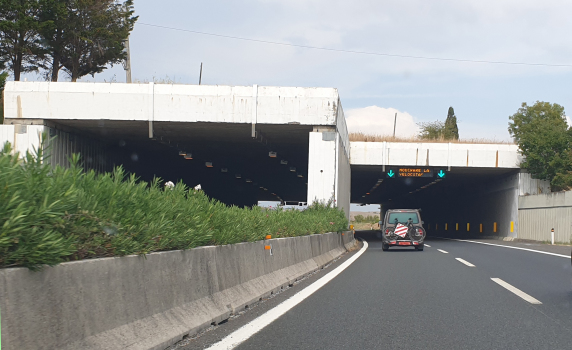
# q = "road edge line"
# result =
<box><xmin>436</xmin><ymin>237</ymin><xmax>569</xmax><ymax>259</ymax></box>
<box><xmin>206</xmin><ymin>240</ymin><xmax>369</xmax><ymax>350</ymax></box>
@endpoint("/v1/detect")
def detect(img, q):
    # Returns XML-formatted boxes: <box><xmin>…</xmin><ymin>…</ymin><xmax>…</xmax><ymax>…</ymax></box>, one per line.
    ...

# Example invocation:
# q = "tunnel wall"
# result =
<box><xmin>423</xmin><ymin>171</ymin><xmax>520</xmax><ymax>239</ymax></box>
<box><xmin>0</xmin><ymin>124</ymin><xmax>111</xmax><ymax>173</ymax></box>
<box><xmin>0</xmin><ymin>232</ymin><xmax>356</xmax><ymax>350</ymax></box>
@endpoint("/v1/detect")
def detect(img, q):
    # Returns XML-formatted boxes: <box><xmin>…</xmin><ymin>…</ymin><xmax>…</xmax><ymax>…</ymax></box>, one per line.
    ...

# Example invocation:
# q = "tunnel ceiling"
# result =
<box><xmin>351</xmin><ymin>165</ymin><xmax>519</xmax><ymax>206</ymax></box>
<box><xmin>51</xmin><ymin>120</ymin><xmax>313</xmax><ymax>206</ymax></box>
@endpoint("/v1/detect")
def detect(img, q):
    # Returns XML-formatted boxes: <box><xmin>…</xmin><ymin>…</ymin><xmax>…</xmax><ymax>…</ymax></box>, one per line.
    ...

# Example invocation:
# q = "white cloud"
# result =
<box><xmin>345</xmin><ymin>106</ymin><xmax>419</xmax><ymax>137</ymax></box>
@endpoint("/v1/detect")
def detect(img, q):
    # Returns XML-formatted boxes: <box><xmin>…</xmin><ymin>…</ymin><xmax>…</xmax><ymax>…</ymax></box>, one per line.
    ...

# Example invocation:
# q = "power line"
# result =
<box><xmin>137</xmin><ymin>22</ymin><xmax>572</xmax><ymax>68</ymax></box>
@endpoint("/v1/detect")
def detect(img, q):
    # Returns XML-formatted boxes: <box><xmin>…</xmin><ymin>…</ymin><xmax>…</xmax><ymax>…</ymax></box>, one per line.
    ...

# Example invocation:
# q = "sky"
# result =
<box><xmin>20</xmin><ymin>0</ymin><xmax>572</xmax><ymax>140</ymax></box>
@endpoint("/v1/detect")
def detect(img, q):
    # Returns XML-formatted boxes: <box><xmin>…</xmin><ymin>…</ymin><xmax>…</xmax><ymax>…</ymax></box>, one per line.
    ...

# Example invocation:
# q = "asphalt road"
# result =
<box><xmin>180</xmin><ymin>232</ymin><xmax>572</xmax><ymax>350</ymax></box>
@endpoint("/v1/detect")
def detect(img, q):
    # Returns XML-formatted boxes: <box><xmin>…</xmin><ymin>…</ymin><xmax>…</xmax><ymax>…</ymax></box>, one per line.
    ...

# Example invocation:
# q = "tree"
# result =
<box><xmin>0</xmin><ymin>70</ymin><xmax>8</xmax><ymax>123</ymax></box>
<box><xmin>508</xmin><ymin>101</ymin><xmax>572</xmax><ymax>191</ymax></box>
<box><xmin>40</xmin><ymin>0</ymin><xmax>137</xmax><ymax>82</ymax></box>
<box><xmin>38</xmin><ymin>0</ymin><xmax>67</xmax><ymax>81</ymax></box>
<box><xmin>417</xmin><ymin>120</ymin><xmax>445</xmax><ymax>140</ymax></box>
<box><xmin>444</xmin><ymin>106</ymin><xmax>459</xmax><ymax>140</ymax></box>
<box><xmin>0</xmin><ymin>0</ymin><xmax>45</xmax><ymax>80</ymax></box>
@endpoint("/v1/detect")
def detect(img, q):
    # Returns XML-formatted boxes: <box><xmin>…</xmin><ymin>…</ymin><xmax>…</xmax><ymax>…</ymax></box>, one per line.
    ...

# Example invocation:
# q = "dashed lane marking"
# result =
<box><xmin>437</xmin><ymin>249</ymin><xmax>449</xmax><ymax>254</ymax></box>
<box><xmin>491</xmin><ymin>278</ymin><xmax>542</xmax><ymax>305</ymax></box>
<box><xmin>455</xmin><ymin>258</ymin><xmax>475</xmax><ymax>267</ymax></box>
<box><xmin>206</xmin><ymin>240</ymin><xmax>369</xmax><ymax>350</ymax></box>
<box><xmin>425</xmin><ymin>244</ymin><xmax>431</xmax><ymax>247</ymax></box>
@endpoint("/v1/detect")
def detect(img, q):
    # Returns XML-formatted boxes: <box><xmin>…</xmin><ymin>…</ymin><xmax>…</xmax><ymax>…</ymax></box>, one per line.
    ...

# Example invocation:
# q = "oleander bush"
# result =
<box><xmin>0</xmin><ymin>141</ymin><xmax>347</xmax><ymax>269</ymax></box>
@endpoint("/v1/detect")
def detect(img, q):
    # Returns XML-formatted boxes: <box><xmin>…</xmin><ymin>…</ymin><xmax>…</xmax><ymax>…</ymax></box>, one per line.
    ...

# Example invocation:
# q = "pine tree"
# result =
<box><xmin>0</xmin><ymin>0</ymin><xmax>45</xmax><ymax>81</ymax></box>
<box><xmin>444</xmin><ymin>106</ymin><xmax>459</xmax><ymax>140</ymax></box>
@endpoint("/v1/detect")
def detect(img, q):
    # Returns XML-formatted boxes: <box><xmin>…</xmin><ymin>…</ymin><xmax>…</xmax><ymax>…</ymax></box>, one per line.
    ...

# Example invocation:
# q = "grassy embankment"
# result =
<box><xmin>351</xmin><ymin>214</ymin><xmax>379</xmax><ymax>230</ymax></box>
<box><xmin>0</xmin><ymin>142</ymin><xmax>347</xmax><ymax>270</ymax></box>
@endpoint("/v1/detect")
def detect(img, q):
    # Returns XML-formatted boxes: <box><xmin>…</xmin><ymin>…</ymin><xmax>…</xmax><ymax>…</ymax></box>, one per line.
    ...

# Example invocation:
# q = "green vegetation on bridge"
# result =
<box><xmin>0</xmin><ymin>142</ymin><xmax>347</xmax><ymax>270</ymax></box>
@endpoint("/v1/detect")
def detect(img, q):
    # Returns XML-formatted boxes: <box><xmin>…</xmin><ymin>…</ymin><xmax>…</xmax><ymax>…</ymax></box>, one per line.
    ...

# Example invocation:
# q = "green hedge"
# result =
<box><xmin>0</xmin><ymin>142</ymin><xmax>347</xmax><ymax>269</ymax></box>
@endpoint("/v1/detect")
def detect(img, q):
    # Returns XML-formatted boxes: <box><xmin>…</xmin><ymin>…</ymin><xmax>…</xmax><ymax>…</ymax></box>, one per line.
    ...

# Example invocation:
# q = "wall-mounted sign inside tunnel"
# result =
<box><xmin>386</xmin><ymin>167</ymin><xmax>434</xmax><ymax>178</ymax></box>
<box><xmin>436</xmin><ymin>169</ymin><xmax>447</xmax><ymax>178</ymax></box>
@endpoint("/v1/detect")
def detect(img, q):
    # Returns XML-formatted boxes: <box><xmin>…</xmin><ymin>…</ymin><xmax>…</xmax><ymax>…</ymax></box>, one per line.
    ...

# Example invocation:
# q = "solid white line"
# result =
<box><xmin>491</xmin><ymin>278</ymin><xmax>542</xmax><ymax>304</ymax></box>
<box><xmin>437</xmin><ymin>249</ymin><xmax>448</xmax><ymax>254</ymax></box>
<box><xmin>455</xmin><ymin>258</ymin><xmax>475</xmax><ymax>267</ymax></box>
<box><xmin>440</xmin><ymin>238</ymin><xmax>569</xmax><ymax>259</ymax></box>
<box><xmin>206</xmin><ymin>240</ymin><xmax>369</xmax><ymax>350</ymax></box>
<box><xmin>425</xmin><ymin>244</ymin><xmax>431</xmax><ymax>247</ymax></box>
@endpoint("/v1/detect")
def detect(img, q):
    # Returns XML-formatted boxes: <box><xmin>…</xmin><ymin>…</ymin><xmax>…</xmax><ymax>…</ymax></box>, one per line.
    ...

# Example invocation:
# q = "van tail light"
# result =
<box><xmin>385</xmin><ymin>229</ymin><xmax>390</xmax><ymax>235</ymax></box>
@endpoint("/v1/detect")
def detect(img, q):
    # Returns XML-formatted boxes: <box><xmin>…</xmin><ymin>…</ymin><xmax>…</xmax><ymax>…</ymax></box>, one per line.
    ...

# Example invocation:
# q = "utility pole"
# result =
<box><xmin>123</xmin><ymin>37</ymin><xmax>132</xmax><ymax>83</ymax></box>
<box><xmin>199</xmin><ymin>62</ymin><xmax>203</xmax><ymax>85</ymax></box>
<box><xmin>392</xmin><ymin>112</ymin><xmax>397</xmax><ymax>138</ymax></box>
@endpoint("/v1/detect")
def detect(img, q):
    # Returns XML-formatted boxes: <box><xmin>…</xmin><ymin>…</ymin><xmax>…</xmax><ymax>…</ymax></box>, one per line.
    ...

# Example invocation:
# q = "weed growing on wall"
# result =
<box><xmin>0</xmin><ymin>141</ymin><xmax>348</xmax><ymax>269</ymax></box>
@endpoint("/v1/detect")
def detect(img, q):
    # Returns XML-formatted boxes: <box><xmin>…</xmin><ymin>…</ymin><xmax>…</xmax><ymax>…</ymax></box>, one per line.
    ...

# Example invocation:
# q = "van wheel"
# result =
<box><xmin>382</xmin><ymin>243</ymin><xmax>389</xmax><ymax>251</ymax></box>
<box><xmin>415</xmin><ymin>245</ymin><xmax>424</xmax><ymax>251</ymax></box>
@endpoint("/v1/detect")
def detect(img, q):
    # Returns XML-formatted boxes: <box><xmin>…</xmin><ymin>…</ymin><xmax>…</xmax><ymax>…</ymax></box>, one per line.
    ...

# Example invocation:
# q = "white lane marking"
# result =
<box><xmin>455</xmin><ymin>258</ymin><xmax>475</xmax><ymax>267</ymax></box>
<box><xmin>425</xmin><ymin>244</ymin><xmax>431</xmax><ymax>247</ymax></box>
<box><xmin>437</xmin><ymin>249</ymin><xmax>449</xmax><ymax>254</ymax></box>
<box><xmin>439</xmin><ymin>238</ymin><xmax>569</xmax><ymax>259</ymax></box>
<box><xmin>206</xmin><ymin>240</ymin><xmax>369</xmax><ymax>350</ymax></box>
<box><xmin>491</xmin><ymin>278</ymin><xmax>542</xmax><ymax>304</ymax></box>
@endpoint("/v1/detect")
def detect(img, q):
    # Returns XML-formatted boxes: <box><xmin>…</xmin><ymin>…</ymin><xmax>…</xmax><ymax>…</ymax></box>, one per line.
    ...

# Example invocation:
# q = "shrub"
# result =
<box><xmin>0</xmin><ymin>141</ymin><xmax>348</xmax><ymax>269</ymax></box>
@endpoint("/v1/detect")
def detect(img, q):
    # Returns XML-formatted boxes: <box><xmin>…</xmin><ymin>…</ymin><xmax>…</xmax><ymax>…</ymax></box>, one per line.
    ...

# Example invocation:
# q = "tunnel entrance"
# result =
<box><xmin>49</xmin><ymin>120</ymin><xmax>312</xmax><ymax>207</ymax></box>
<box><xmin>351</xmin><ymin>165</ymin><xmax>520</xmax><ymax>238</ymax></box>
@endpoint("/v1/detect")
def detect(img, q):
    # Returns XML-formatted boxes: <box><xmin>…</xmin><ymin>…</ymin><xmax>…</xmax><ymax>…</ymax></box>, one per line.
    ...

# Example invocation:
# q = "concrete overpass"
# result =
<box><xmin>1</xmin><ymin>81</ymin><xmax>548</xmax><ymax>237</ymax></box>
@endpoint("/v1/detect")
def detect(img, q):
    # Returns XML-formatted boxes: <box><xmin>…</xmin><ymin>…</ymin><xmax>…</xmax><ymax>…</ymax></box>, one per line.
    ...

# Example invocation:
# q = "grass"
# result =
<box><xmin>0</xmin><ymin>140</ymin><xmax>347</xmax><ymax>270</ymax></box>
<box><xmin>349</xmin><ymin>132</ymin><xmax>515</xmax><ymax>144</ymax></box>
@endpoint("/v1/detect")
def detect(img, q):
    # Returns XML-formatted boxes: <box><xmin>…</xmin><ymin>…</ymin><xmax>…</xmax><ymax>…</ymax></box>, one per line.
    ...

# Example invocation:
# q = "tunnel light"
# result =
<box><xmin>260</xmin><ymin>186</ymin><xmax>264</xmax><ymax>189</ymax></box>
<box><xmin>297</xmin><ymin>174</ymin><xmax>303</xmax><ymax>178</ymax></box>
<box><xmin>205</xmin><ymin>162</ymin><xmax>213</xmax><ymax>167</ymax></box>
<box><xmin>178</xmin><ymin>151</ymin><xmax>187</xmax><ymax>156</ymax></box>
<box><xmin>271</xmin><ymin>193</ymin><xmax>276</xmax><ymax>195</ymax></box>
<box><xmin>246</xmin><ymin>179</ymin><xmax>252</xmax><ymax>183</ymax></box>
<box><xmin>290</xmin><ymin>167</ymin><xmax>296</xmax><ymax>172</ymax></box>
<box><xmin>263</xmin><ymin>188</ymin><xmax>268</xmax><ymax>191</ymax></box>
<box><xmin>377</xmin><ymin>179</ymin><xmax>384</xmax><ymax>183</ymax></box>
<box><xmin>281</xmin><ymin>160</ymin><xmax>288</xmax><ymax>165</ymax></box>
<box><xmin>269</xmin><ymin>151</ymin><xmax>277</xmax><ymax>158</ymax></box>
<box><xmin>235</xmin><ymin>174</ymin><xmax>241</xmax><ymax>179</ymax></box>
<box><xmin>366</xmin><ymin>193</ymin><xmax>370</xmax><ymax>195</ymax></box>
<box><xmin>184</xmin><ymin>154</ymin><xmax>193</xmax><ymax>160</ymax></box>
<box><xmin>221</xmin><ymin>168</ymin><xmax>228</xmax><ymax>173</ymax></box>
<box><xmin>362</xmin><ymin>195</ymin><xmax>366</xmax><ymax>198</ymax></box>
<box><xmin>388</xmin><ymin>199</ymin><xmax>392</xmax><ymax>201</ymax></box>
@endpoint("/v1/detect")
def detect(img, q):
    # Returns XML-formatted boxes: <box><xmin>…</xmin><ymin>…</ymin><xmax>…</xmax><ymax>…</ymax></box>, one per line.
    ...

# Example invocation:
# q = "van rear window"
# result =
<box><xmin>388</xmin><ymin>212</ymin><xmax>419</xmax><ymax>224</ymax></box>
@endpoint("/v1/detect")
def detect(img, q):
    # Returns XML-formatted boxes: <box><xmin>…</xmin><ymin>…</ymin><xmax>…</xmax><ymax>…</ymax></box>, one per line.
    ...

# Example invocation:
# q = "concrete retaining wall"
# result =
<box><xmin>0</xmin><ymin>232</ymin><xmax>355</xmax><ymax>350</ymax></box>
<box><xmin>518</xmin><ymin>191</ymin><xmax>572</xmax><ymax>243</ymax></box>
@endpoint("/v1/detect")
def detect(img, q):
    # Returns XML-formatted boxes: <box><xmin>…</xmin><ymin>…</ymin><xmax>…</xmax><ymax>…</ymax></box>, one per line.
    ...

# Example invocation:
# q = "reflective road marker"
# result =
<box><xmin>437</xmin><ymin>249</ymin><xmax>449</xmax><ymax>254</ymax></box>
<box><xmin>455</xmin><ymin>258</ymin><xmax>475</xmax><ymax>267</ymax></box>
<box><xmin>206</xmin><ymin>240</ymin><xmax>369</xmax><ymax>349</ymax></box>
<box><xmin>491</xmin><ymin>278</ymin><xmax>542</xmax><ymax>305</ymax></box>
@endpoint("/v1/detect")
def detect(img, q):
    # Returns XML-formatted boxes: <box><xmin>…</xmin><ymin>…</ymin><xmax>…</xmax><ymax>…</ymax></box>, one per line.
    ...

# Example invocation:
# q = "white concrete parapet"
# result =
<box><xmin>349</xmin><ymin>141</ymin><xmax>521</xmax><ymax>168</ymax></box>
<box><xmin>4</xmin><ymin>82</ymin><xmax>340</xmax><ymax>126</ymax></box>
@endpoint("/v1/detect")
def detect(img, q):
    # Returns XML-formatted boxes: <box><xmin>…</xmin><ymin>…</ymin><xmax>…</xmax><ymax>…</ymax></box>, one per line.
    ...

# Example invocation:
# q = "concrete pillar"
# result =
<box><xmin>307</xmin><ymin>127</ymin><xmax>351</xmax><ymax>221</ymax></box>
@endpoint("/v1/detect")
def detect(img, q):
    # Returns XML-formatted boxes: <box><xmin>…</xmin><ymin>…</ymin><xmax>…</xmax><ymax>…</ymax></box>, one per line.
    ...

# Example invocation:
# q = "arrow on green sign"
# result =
<box><xmin>387</xmin><ymin>170</ymin><xmax>395</xmax><ymax>178</ymax></box>
<box><xmin>437</xmin><ymin>170</ymin><xmax>446</xmax><ymax>178</ymax></box>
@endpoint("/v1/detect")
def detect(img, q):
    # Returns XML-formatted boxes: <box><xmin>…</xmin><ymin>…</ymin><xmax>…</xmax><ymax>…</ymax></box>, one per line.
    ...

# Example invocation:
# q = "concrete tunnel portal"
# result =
<box><xmin>2</xmin><ymin>82</ymin><xmax>530</xmax><ymax>237</ymax></box>
<box><xmin>351</xmin><ymin>165</ymin><xmax>521</xmax><ymax>238</ymax></box>
<box><xmin>46</xmin><ymin>114</ymin><xmax>523</xmax><ymax>240</ymax></box>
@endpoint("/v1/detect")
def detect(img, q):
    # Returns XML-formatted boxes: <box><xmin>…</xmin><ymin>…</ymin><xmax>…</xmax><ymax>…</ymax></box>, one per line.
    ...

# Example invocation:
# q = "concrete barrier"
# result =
<box><xmin>0</xmin><ymin>232</ymin><xmax>355</xmax><ymax>350</ymax></box>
